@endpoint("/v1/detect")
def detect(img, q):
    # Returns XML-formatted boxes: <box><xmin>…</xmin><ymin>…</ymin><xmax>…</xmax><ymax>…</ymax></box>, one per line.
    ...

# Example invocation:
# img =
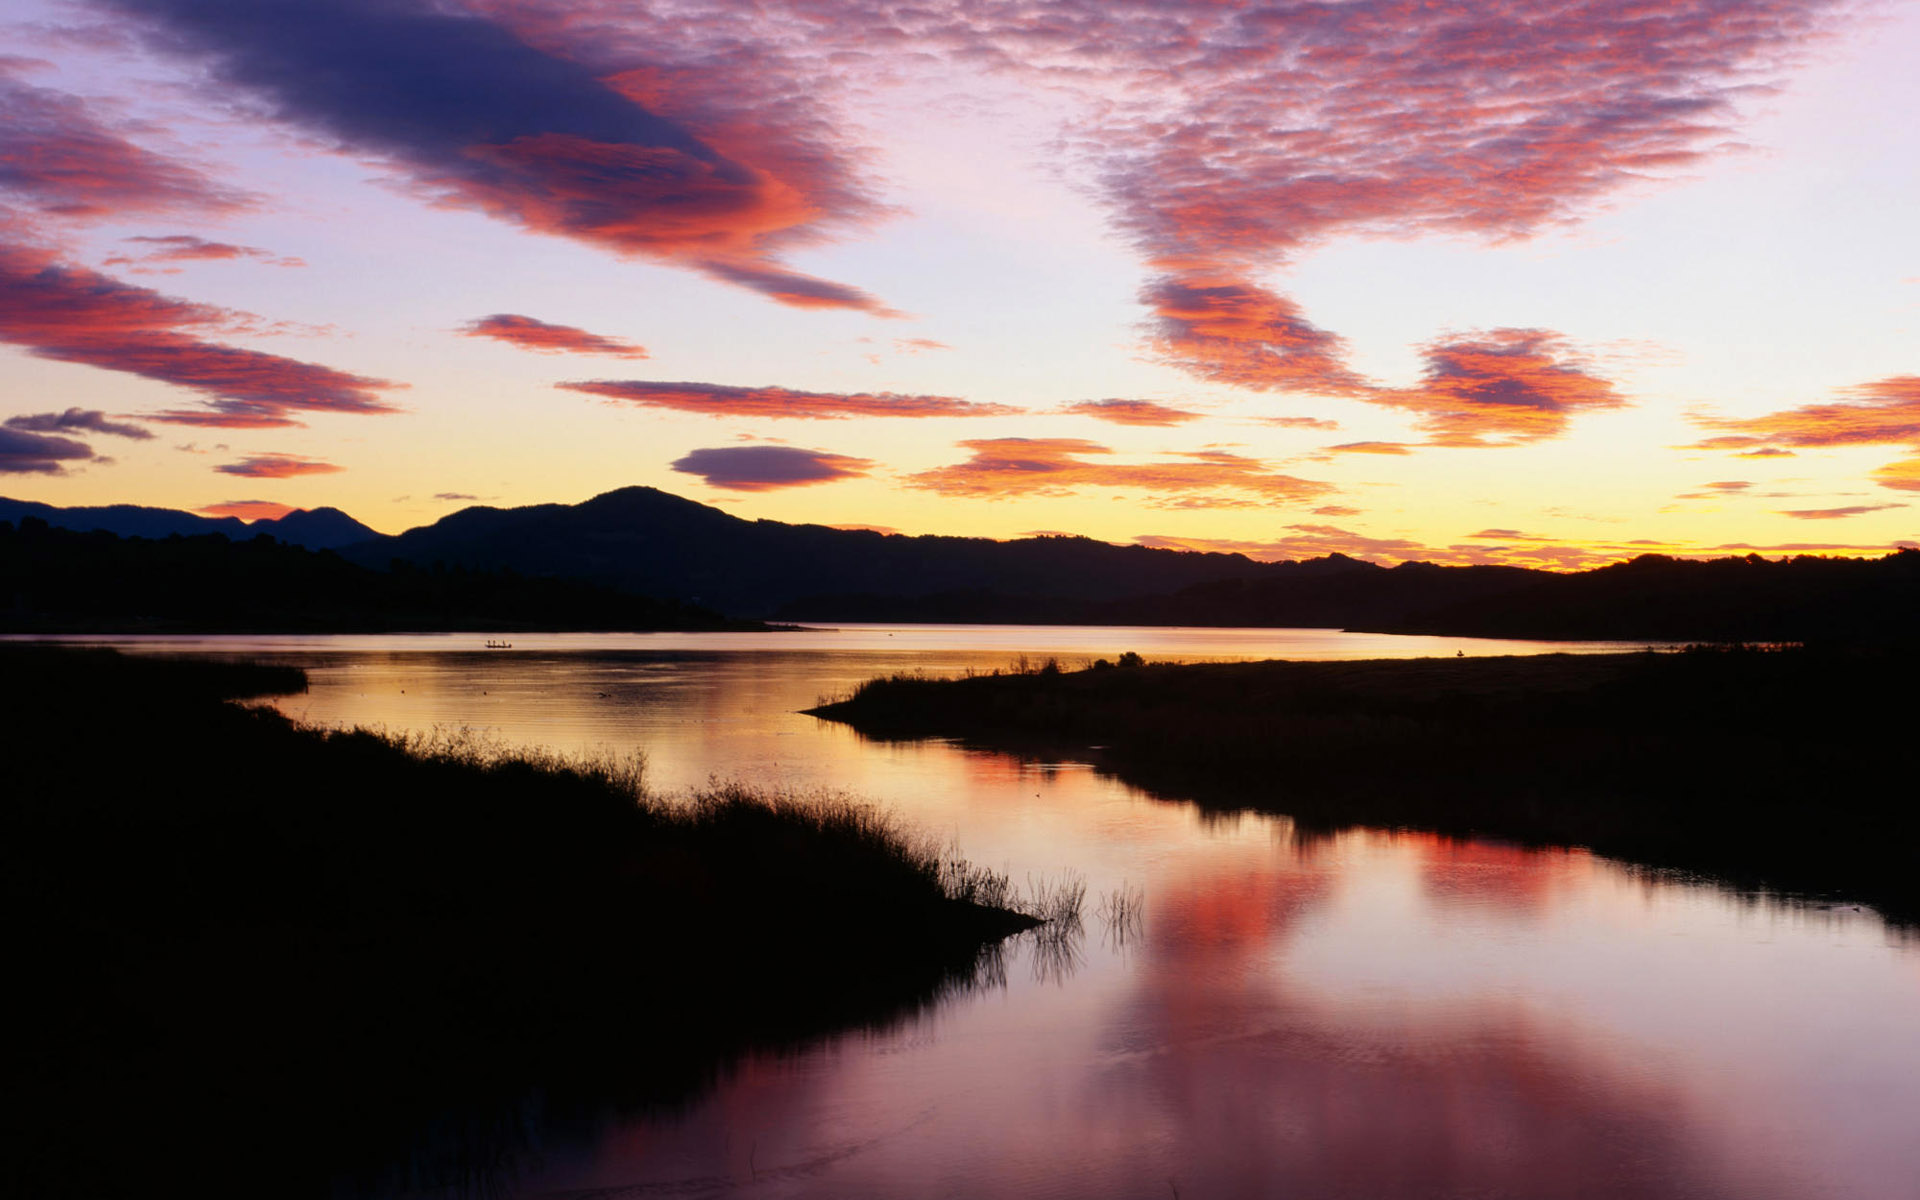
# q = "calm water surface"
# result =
<box><xmin>60</xmin><ymin>626</ymin><xmax>1920</xmax><ymax>1198</ymax></box>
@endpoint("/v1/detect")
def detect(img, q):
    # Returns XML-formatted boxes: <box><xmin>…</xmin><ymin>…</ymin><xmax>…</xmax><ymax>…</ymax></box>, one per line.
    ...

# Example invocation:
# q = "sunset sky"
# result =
<box><xmin>2</xmin><ymin>0</ymin><xmax>1915</xmax><ymax>568</ymax></box>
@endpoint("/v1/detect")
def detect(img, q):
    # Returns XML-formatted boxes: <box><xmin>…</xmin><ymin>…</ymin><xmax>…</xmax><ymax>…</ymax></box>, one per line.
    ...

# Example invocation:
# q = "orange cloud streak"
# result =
<box><xmin>908</xmin><ymin>437</ymin><xmax>1332</xmax><ymax>506</ymax></box>
<box><xmin>1691</xmin><ymin>375</ymin><xmax>1920</xmax><ymax>492</ymax></box>
<box><xmin>214</xmin><ymin>454</ymin><xmax>344</xmax><ymax>479</ymax></box>
<box><xmin>199</xmin><ymin>499</ymin><xmax>297</xmax><ymax>520</ymax></box>
<box><xmin>460</xmin><ymin>313</ymin><xmax>649</xmax><ymax>359</ymax></box>
<box><xmin>1062</xmin><ymin>398</ymin><xmax>1204</xmax><ymax>427</ymax></box>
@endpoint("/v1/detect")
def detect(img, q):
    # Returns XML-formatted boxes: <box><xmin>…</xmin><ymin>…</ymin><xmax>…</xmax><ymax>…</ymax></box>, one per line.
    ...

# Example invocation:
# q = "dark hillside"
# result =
<box><xmin>0</xmin><ymin>517</ymin><xmax>749</xmax><ymax>632</ymax></box>
<box><xmin>350</xmin><ymin>486</ymin><xmax>1284</xmax><ymax>615</ymax></box>
<box><xmin>811</xmin><ymin>647</ymin><xmax>1919</xmax><ymax>921</ymax></box>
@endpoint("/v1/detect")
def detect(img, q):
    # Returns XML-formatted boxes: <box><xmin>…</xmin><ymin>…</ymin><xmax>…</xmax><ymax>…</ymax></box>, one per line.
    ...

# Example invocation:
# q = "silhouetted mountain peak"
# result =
<box><xmin>255</xmin><ymin>507</ymin><xmax>379</xmax><ymax>550</ymax></box>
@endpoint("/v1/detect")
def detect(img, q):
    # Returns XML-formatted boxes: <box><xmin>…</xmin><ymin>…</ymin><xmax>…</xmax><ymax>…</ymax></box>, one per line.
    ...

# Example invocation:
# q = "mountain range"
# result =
<box><xmin>0</xmin><ymin>496</ymin><xmax>377</xmax><ymax>550</ymax></box>
<box><xmin>7</xmin><ymin>486</ymin><xmax>1917</xmax><ymax>641</ymax></box>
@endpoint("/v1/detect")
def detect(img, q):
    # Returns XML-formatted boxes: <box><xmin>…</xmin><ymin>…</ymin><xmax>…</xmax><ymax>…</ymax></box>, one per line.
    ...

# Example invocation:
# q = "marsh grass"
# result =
<box><xmin>810</xmin><ymin>645</ymin><xmax>1920</xmax><ymax>924</ymax></box>
<box><xmin>1098</xmin><ymin>883</ymin><xmax>1147</xmax><ymax>949</ymax></box>
<box><xmin>3</xmin><ymin>645</ymin><xmax>1040</xmax><ymax>1199</ymax></box>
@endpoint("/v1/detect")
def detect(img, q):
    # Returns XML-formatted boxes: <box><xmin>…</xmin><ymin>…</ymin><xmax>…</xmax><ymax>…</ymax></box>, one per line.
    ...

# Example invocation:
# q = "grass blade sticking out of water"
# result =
<box><xmin>1097</xmin><ymin>882</ymin><xmax>1147</xmax><ymax>950</ymax></box>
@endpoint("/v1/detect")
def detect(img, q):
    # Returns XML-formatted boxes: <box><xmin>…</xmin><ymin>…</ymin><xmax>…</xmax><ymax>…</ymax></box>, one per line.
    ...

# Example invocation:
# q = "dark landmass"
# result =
<box><xmin>347</xmin><ymin>485</ymin><xmax>1283</xmax><ymax>616</ymax></box>
<box><xmin>1376</xmin><ymin>548</ymin><xmax>1920</xmax><ymax>642</ymax></box>
<box><xmin>0</xmin><ymin>494</ymin><xmax>377</xmax><ymax>548</ymax></box>
<box><xmin>809</xmin><ymin>648</ymin><xmax>1917</xmax><ymax>922</ymax></box>
<box><xmin>348</xmin><ymin>487</ymin><xmax>1920</xmax><ymax>640</ymax></box>
<box><xmin>4</xmin><ymin>646</ymin><xmax>1034</xmax><ymax>1198</ymax></box>
<box><xmin>0</xmin><ymin>517</ymin><xmax>760</xmax><ymax>632</ymax></box>
<box><xmin>14</xmin><ymin>486</ymin><xmax>1918</xmax><ymax>640</ymax></box>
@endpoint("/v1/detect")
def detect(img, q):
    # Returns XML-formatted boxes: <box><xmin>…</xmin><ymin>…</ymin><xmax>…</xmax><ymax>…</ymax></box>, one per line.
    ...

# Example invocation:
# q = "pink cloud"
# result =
<box><xmin>559</xmin><ymin>379</ymin><xmax>1015</xmax><ymax>419</ymax></box>
<box><xmin>0</xmin><ymin>243</ymin><xmax>402</xmax><ymax>427</ymax></box>
<box><xmin>1379</xmin><ymin>329</ymin><xmax>1627</xmax><ymax>447</ymax></box>
<box><xmin>1075</xmin><ymin>0</ymin><xmax>1844</xmax><ymax>266</ymax></box>
<box><xmin>117</xmin><ymin>0</ymin><xmax>893</xmax><ymax>313</ymax></box>
<box><xmin>106</xmin><ymin>235</ymin><xmax>301</xmax><ymax>267</ymax></box>
<box><xmin>1141</xmin><ymin>274</ymin><xmax>1369</xmax><ymax>395</ymax></box>
<box><xmin>461</xmin><ymin>313</ymin><xmax>649</xmax><ymax>359</ymax></box>
<box><xmin>893</xmin><ymin>338</ymin><xmax>950</xmax><ymax>355</ymax></box>
<box><xmin>214</xmin><ymin>453</ymin><xmax>344</xmax><ymax>479</ymax></box>
<box><xmin>0</xmin><ymin>67</ymin><xmax>245</xmax><ymax>219</ymax></box>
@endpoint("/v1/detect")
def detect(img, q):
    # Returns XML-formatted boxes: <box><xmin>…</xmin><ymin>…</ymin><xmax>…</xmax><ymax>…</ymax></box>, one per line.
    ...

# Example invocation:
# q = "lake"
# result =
<box><xmin>50</xmin><ymin>626</ymin><xmax>1920</xmax><ymax>1199</ymax></box>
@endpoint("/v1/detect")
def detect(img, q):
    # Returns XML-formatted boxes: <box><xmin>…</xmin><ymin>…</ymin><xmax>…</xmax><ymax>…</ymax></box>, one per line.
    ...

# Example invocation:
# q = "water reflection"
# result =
<box><xmin>35</xmin><ymin>630</ymin><xmax>1920</xmax><ymax>1199</ymax></box>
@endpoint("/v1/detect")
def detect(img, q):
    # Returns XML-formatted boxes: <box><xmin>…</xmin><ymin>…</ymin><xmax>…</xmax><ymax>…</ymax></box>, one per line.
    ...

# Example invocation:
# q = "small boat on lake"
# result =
<box><xmin>484</xmin><ymin>639</ymin><xmax>513</xmax><ymax>649</ymax></box>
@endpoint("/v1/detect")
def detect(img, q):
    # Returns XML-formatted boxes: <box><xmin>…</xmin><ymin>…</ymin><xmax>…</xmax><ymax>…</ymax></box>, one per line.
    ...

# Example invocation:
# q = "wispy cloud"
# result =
<box><xmin>1135</xmin><ymin>528</ymin><xmax>1648</xmax><ymax>571</ymax></box>
<box><xmin>1775</xmin><ymin>504</ymin><xmax>1909</xmax><ymax>520</ymax></box>
<box><xmin>908</xmin><ymin>437</ymin><xmax>1331</xmax><ymax>506</ymax></box>
<box><xmin>199</xmin><ymin>498</ymin><xmax>294</xmax><ymax>520</ymax></box>
<box><xmin>4</xmin><ymin>407</ymin><xmax>150</xmax><ymax>439</ymax></box>
<box><xmin>0</xmin><ymin>243</ymin><xmax>402</xmax><ymax>428</ymax></box>
<box><xmin>215</xmin><ymin>453</ymin><xmax>343</xmax><ymax>478</ymax></box>
<box><xmin>1061</xmin><ymin>398</ymin><xmax>1203</xmax><ymax>427</ymax></box>
<box><xmin>1873</xmin><ymin>457</ymin><xmax>1920</xmax><ymax>493</ymax></box>
<box><xmin>893</xmin><ymin>338</ymin><xmax>950</xmax><ymax>355</ymax></box>
<box><xmin>0</xmin><ymin>64</ymin><xmax>245</xmax><ymax>219</ymax></box>
<box><xmin>105</xmin><ymin>235</ymin><xmax>302</xmax><ymax>268</ymax></box>
<box><xmin>461</xmin><ymin>313</ymin><xmax>649</xmax><ymax>359</ymax></box>
<box><xmin>1689</xmin><ymin>375</ymin><xmax>1920</xmax><ymax>491</ymax></box>
<box><xmin>560</xmin><ymin>379</ymin><xmax>1015</xmax><ymax>419</ymax></box>
<box><xmin>1326</xmin><ymin>441</ymin><xmax>1413</xmax><ymax>456</ymax></box>
<box><xmin>669</xmin><ymin>444</ymin><xmax>873</xmax><ymax>491</ymax></box>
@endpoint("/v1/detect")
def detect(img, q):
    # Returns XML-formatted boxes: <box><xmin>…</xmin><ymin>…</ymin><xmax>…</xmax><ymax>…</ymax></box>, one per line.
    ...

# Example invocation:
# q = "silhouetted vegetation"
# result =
<box><xmin>3</xmin><ymin>645</ymin><xmax>1033</xmax><ymax>1197</ymax></box>
<box><xmin>811</xmin><ymin>646</ymin><xmax>1919</xmax><ymax>922</ymax></box>
<box><xmin>1378</xmin><ymin>549</ymin><xmax>1920</xmax><ymax>641</ymax></box>
<box><xmin>0</xmin><ymin>516</ymin><xmax>759</xmax><ymax>631</ymax></box>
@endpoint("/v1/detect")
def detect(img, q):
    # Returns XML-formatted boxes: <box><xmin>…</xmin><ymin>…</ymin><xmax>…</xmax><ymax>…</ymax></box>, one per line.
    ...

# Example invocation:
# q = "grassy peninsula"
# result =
<box><xmin>810</xmin><ymin>647</ymin><xmax>1917</xmax><ymax>921</ymax></box>
<box><xmin>4</xmin><ymin>646</ymin><xmax>1035</xmax><ymax>1198</ymax></box>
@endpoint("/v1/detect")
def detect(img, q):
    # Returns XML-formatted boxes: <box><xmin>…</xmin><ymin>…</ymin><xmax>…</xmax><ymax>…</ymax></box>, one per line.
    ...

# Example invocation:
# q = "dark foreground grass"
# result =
<box><xmin>810</xmin><ymin>646</ymin><xmax>1917</xmax><ymax>923</ymax></box>
<box><xmin>2</xmin><ymin>645</ymin><xmax>1034</xmax><ymax>1199</ymax></box>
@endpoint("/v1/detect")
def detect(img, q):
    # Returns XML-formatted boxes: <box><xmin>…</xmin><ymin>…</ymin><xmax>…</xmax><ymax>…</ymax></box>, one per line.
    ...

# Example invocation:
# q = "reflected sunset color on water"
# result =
<box><xmin>52</xmin><ymin>627</ymin><xmax>1920</xmax><ymax>1199</ymax></box>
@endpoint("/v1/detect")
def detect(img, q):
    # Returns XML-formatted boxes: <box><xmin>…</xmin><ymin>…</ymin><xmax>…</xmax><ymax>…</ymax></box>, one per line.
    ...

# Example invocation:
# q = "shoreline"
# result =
<box><xmin>808</xmin><ymin>647</ymin><xmax>1918</xmax><ymax>924</ymax></box>
<box><xmin>4</xmin><ymin>645</ymin><xmax>1036</xmax><ymax>1197</ymax></box>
